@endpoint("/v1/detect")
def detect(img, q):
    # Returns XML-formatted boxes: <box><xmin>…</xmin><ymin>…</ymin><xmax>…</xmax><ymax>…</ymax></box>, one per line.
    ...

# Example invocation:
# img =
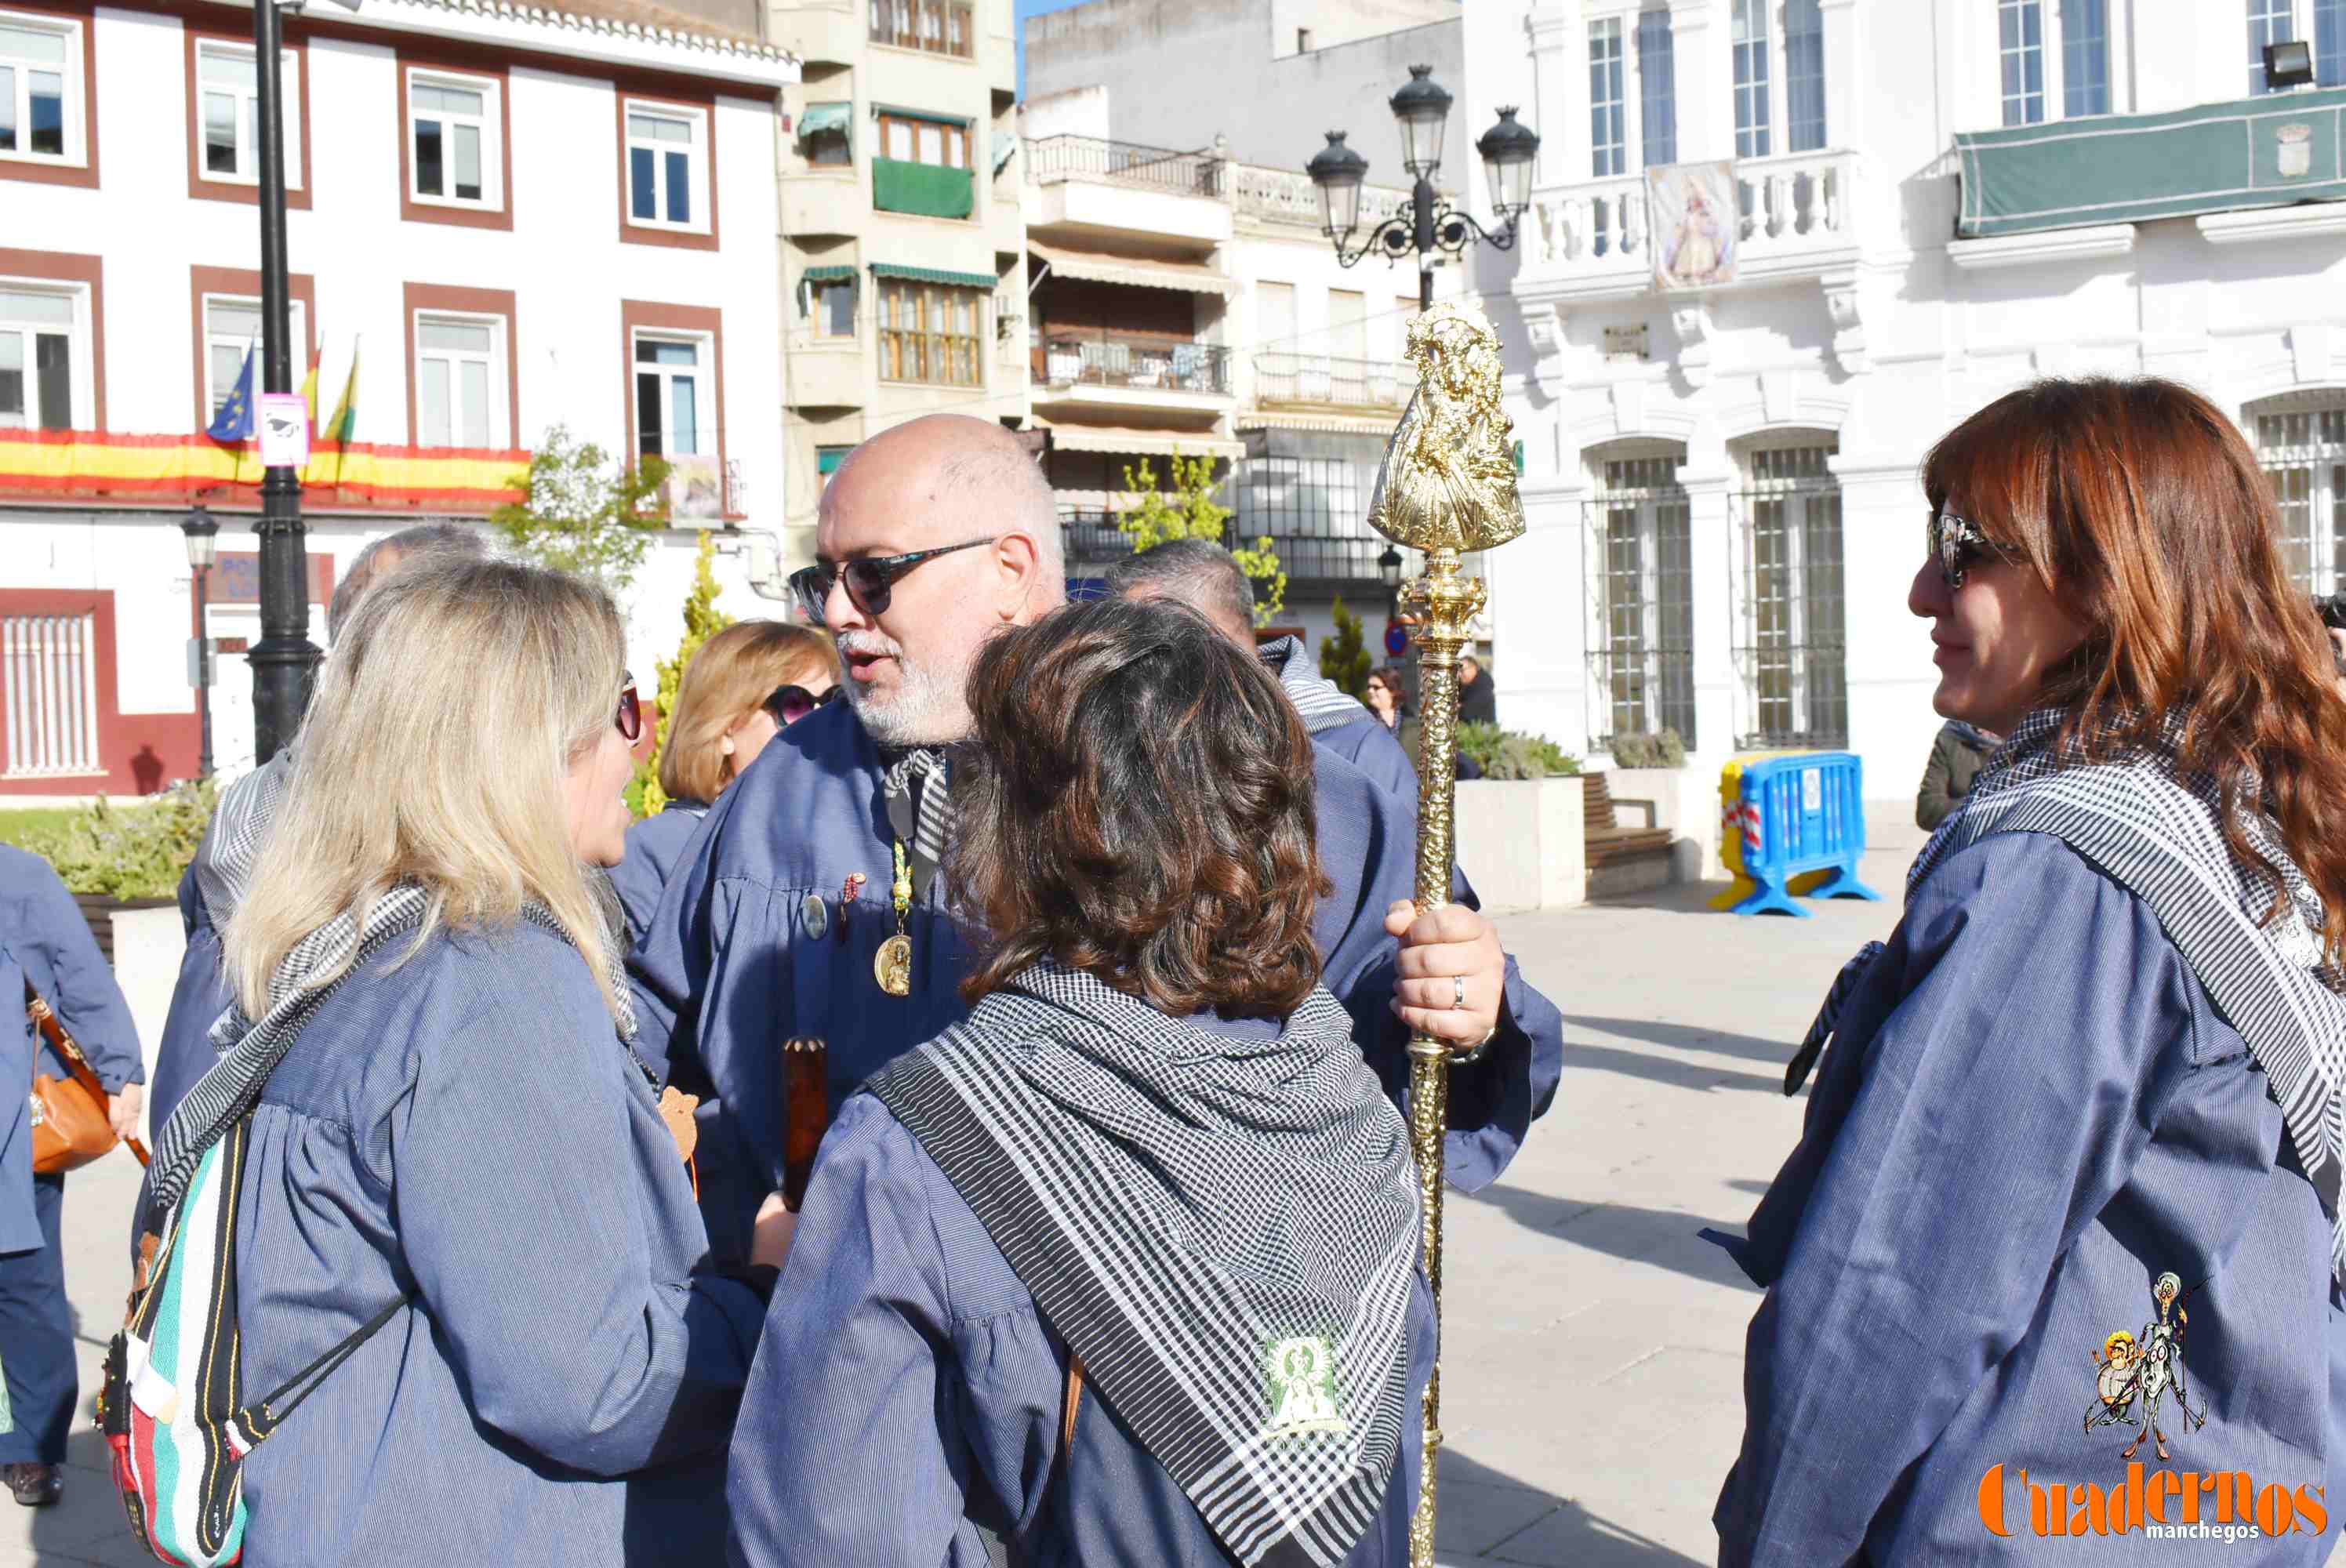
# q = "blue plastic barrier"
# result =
<box><xmin>1728</xmin><ymin>752</ymin><xmax>1882</xmax><ymax>917</ymax></box>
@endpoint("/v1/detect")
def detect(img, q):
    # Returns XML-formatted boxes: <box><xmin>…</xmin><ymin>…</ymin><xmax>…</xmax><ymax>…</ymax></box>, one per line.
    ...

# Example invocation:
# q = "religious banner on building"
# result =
<box><xmin>1649</xmin><ymin>162</ymin><xmax>1738</xmax><ymax>291</ymax></box>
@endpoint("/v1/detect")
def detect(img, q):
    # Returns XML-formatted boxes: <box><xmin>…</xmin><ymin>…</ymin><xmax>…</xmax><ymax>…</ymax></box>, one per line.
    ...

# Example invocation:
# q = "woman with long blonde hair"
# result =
<box><xmin>608</xmin><ymin>618</ymin><xmax>833</xmax><ymax>941</ymax></box>
<box><xmin>1716</xmin><ymin>378</ymin><xmax>2346</xmax><ymax>1563</ymax></box>
<box><xmin>172</xmin><ymin>556</ymin><xmax>784</xmax><ymax>1566</ymax></box>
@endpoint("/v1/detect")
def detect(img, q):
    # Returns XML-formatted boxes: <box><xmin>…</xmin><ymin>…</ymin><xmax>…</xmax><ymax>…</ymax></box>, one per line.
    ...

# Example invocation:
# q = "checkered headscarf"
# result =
<box><xmin>870</xmin><ymin>964</ymin><xmax>1419</xmax><ymax>1567</ymax></box>
<box><xmin>1910</xmin><ymin>708</ymin><xmax>2346</xmax><ymax>1283</ymax></box>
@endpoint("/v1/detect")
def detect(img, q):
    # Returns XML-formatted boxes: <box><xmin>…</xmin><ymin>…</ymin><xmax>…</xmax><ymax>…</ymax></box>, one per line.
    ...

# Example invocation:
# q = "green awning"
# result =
<box><xmin>870</xmin><ymin>261</ymin><xmax>995</xmax><ymax>289</ymax></box>
<box><xmin>872</xmin><ymin>158</ymin><xmax>975</xmax><ymax>220</ymax></box>
<box><xmin>802</xmin><ymin>264</ymin><xmax>857</xmax><ymax>282</ymax></box>
<box><xmin>798</xmin><ymin>101</ymin><xmax>851</xmax><ymax>140</ymax></box>
<box><xmin>1956</xmin><ymin>86</ymin><xmax>2346</xmax><ymax>238</ymax></box>
<box><xmin>873</xmin><ymin>103</ymin><xmax>971</xmax><ymax>127</ymax></box>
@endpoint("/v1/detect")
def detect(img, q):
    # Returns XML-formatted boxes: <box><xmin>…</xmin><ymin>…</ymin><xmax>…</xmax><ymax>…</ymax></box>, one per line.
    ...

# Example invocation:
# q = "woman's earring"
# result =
<box><xmin>720</xmin><ymin>731</ymin><xmax>736</xmax><ymax>756</ymax></box>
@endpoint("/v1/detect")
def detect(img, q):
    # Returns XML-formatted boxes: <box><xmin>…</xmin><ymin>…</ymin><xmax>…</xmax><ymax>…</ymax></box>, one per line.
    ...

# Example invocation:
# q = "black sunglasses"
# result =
<box><xmin>788</xmin><ymin>537</ymin><xmax>996</xmax><ymax>621</ymax></box>
<box><xmin>763</xmin><ymin>683</ymin><xmax>840</xmax><ymax>727</ymax></box>
<box><xmin>1927</xmin><ymin>510</ymin><xmax>2023</xmax><ymax>590</ymax></box>
<box><xmin>616</xmin><ymin>675</ymin><xmax>642</xmax><ymax>742</ymax></box>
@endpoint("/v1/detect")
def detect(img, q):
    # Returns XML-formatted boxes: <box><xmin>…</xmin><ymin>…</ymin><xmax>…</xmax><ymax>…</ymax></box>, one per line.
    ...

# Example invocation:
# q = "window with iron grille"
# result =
<box><xmin>2</xmin><ymin>609</ymin><xmax>98</xmax><ymax>777</ymax></box>
<box><xmin>1587</xmin><ymin>452</ymin><xmax>1696</xmax><ymax>748</ymax></box>
<box><xmin>2255</xmin><ymin>404</ymin><xmax>2346</xmax><ymax>592</ymax></box>
<box><xmin>1233</xmin><ymin>455</ymin><xmax>1388</xmax><ymax>585</ymax></box>
<box><xmin>1734</xmin><ymin>441</ymin><xmax>1847</xmax><ymax>749</ymax></box>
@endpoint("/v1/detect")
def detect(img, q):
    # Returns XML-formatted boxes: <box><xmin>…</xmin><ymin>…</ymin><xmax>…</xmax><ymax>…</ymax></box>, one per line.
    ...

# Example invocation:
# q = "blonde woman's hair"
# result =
<box><xmin>657</xmin><ymin>619</ymin><xmax>834</xmax><ymax>804</ymax></box>
<box><xmin>224</xmin><ymin>555</ymin><xmax>629</xmax><ymax>1022</ymax></box>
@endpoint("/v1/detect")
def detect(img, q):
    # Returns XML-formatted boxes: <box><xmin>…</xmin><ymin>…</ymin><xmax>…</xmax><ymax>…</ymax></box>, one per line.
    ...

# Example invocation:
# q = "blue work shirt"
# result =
<box><xmin>0</xmin><ymin>941</ymin><xmax>34</xmax><ymax>1254</ymax></box>
<box><xmin>0</xmin><ymin>844</ymin><xmax>141</xmax><ymax>1094</ymax></box>
<box><xmin>728</xmin><ymin>1092</ymin><xmax>1435</xmax><ymax>1568</ymax></box>
<box><xmin>1713</xmin><ymin>833</ymin><xmax>2346</xmax><ymax>1565</ymax></box>
<box><xmin>150</xmin><ymin>863</ymin><xmax>232</xmax><ymax>1135</ymax></box>
<box><xmin>230</xmin><ymin>920</ymin><xmax>766</xmax><ymax>1567</ymax></box>
<box><xmin>609</xmin><ymin>802</ymin><xmax>711</xmax><ymax>944</ymax></box>
<box><xmin>629</xmin><ymin>701</ymin><xmax>1563</xmax><ymax>1262</ymax></box>
<box><xmin>1314</xmin><ymin>711</ymin><xmax>1418</xmax><ymax>804</ymax></box>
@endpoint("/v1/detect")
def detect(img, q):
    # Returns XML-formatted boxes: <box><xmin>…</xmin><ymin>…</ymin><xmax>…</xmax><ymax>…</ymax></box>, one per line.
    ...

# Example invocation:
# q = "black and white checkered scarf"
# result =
<box><xmin>869</xmin><ymin>964</ymin><xmax>1419</xmax><ymax>1568</ymax></box>
<box><xmin>1258</xmin><ymin>636</ymin><xmax>1375</xmax><ymax>736</ymax></box>
<box><xmin>148</xmin><ymin>887</ymin><xmax>636</xmax><ymax>1211</ymax></box>
<box><xmin>1909</xmin><ymin>708</ymin><xmax>2346</xmax><ymax>1282</ymax></box>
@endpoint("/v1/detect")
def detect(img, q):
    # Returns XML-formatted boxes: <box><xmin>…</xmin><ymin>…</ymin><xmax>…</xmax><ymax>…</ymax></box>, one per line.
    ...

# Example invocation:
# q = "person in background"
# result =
<box><xmin>1714</xmin><ymin>378</ymin><xmax>2346</xmax><ymax>1564</ymax></box>
<box><xmin>148</xmin><ymin>522</ymin><xmax>488</xmax><ymax>1135</ymax></box>
<box><xmin>191</xmin><ymin>556</ymin><xmax>783</xmax><ymax>1566</ymax></box>
<box><xmin>631</xmin><ymin>416</ymin><xmax>1560</xmax><ymax>1267</ymax></box>
<box><xmin>1103</xmin><ymin>539</ymin><xmax>1416</xmax><ymax>799</ymax></box>
<box><xmin>0</xmin><ymin>844</ymin><xmax>142</xmax><ymax>1508</ymax></box>
<box><xmin>608</xmin><ymin>620</ymin><xmax>835</xmax><ymax>942</ymax></box>
<box><xmin>1365</xmin><ymin>663</ymin><xmax>1406</xmax><ymax>735</ymax></box>
<box><xmin>1457</xmin><ymin>652</ymin><xmax>1498</xmax><ymax>727</ymax></box>
<box><xmin>728</xmin><ymin>597</ymin><xmax>1431</xmax><ymax>1568</ymax></box>
<box><xmin>1912</xmin><ymin>717</ymin><xmax>2000</xmax><ymax>831</ymax></box>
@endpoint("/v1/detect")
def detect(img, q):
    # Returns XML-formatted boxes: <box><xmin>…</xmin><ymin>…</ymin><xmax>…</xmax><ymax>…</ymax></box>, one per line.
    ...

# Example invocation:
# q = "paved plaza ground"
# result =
<box><xmin>10</xmin><ymin>827</ymin><xmax>2333</xmax><ymax>1566</ymax></box>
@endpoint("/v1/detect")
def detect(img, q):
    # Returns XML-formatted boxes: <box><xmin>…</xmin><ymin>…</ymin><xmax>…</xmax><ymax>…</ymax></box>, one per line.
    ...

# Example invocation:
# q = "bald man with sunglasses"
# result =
<box><xmin>628</xmin><ymin>414</ymin><xmax>1563</xmax><ymax>1264</ymax></box>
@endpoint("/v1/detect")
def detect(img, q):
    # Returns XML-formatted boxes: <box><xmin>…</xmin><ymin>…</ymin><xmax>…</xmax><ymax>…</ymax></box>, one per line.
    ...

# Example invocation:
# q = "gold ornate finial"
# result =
<box><xmin>1367</xmin><ymin>300</ymin><xmax>1525</xmax><ymax>556</ymax></box>
<box><xmin>1376</xmin><ymin>296</ymin><xmax>1527</xmax><ymax>1568</ymax></box>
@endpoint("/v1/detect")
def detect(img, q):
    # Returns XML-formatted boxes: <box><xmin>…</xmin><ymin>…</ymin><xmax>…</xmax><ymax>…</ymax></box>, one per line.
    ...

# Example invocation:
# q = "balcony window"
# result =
<box><xmin>2256</xmin><ymin>404</ymin><xmax>2346</xmax><ymax>592</ymax></box>
<box><xmin>813</xmin><ymin>279</ymin><xmax>855</xmax><ymax>339</ymax></box>
<box><xmin>202</xmin><ymin>294</ymin><xmax>308</xmax><ymax>419</ymax></box>
<box><xmin>879</xmin><ymin>280</ymin><xmax>981</xmax><ymax>387</ymax></box>
<box><xmin>2000</xmin><ymin>0</ymin><xmax>2046</xmax><ymax>125</ymax></box>
<box><xmin>635</xmin><ymin>335</ymin><xmax>710</xmax><ymax>460</ymax></box>
<box><xmin>0</xmin><ymin>15</ymin><xmax>75</xmax><ymax>164</ymax></box>
<box><xmin>1636</xmin><ymin>8</ymin><xmax>1677</xmax><ymax>167</ymax></box>
<box><xmin>2322</xmin><ymin>0</ymin><xmax>2346</xmax><ymax>85</ymax></box>
<box><xmin>1785</xmin><ymin>0</ymin><xmax>1825</xmax><ymax>152</ymax></box>
<box><xmin>1731</xmin><ymin>0</ymin><xmax>1770</xmax><ymax>158</ymax></box>
<box><xmin>0</xmin><ymin>285</ymin><xmax>74</xmax><ymax>430</ymax></box>
<box><xmin>1588</xmin><ymin>452</ymin><xmax>1696</xmax><ymax>749</ymax></box>
<box><xmin>2062</xmin><ymin>0</ymin><xmax>2111</xmax><ymax>114</ymax></box>
<box><xmin>874</xmin><ymin>112</ymin><xmax>974</xmax><ymax>219</ymax></box>
<box><xmin>869</xmin><ymin>0</ymin><xmax>973</xmax><ymax>59</ymax></box>
<box><xmin>1735</xmin><ymin>441</ymin><xmax>1847</xmax><ymax>749</ymax></box>
<box><xmin>415</xmin><ymin>314</ymin><xmax>507</xmax><ymax>449</ymax></box>
<box><xmin>196</xmin><ymin>42</ymin><xmax>302</xmax><ymax>188</ymax></box>
<box><xmin>2251</xmin><ymin>0</ymin><xmax>2297</xmax><ymax>93</ymax></box>
<box><xmin>800</xmin><ymin>101</ymin><xmax>852</xmax><ymax>167</ymax></box>
<box><xmin>1589</xmin><ymin>17</ymin><xmax>1625</xmax><ymax>178</ymax></box>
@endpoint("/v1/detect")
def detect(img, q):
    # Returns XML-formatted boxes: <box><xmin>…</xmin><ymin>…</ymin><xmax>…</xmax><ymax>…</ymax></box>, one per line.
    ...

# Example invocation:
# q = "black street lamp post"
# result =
<box><xmin>246</xmin><ymin>0</ymin><xmax>321</xmax><ymax>766</ymax></box>
<box><xmin>180</xmin><ymin>507</ymin><xmax>219</xmax><ymax>780</ymax></box>
<box><xmin>1305</xmin><ymin>67</ymin><xmax>1541</xmax><ymax>310</ymax></box>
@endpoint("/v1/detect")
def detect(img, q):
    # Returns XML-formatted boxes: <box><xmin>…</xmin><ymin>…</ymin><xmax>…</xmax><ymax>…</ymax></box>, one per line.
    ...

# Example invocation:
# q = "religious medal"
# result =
<box><xmin>874</xmin><ymin>840</ymin><xmax>913</xmax><ymax>997</ymax></box>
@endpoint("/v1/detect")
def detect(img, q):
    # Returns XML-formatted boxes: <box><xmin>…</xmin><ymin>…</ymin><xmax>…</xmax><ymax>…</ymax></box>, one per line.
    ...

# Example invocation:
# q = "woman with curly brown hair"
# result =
<box><xmin>1716</xmin><ymin>378</ymin><xmax>2346</xmax><ymax>1563</ymax></box>
<box><xmin>727</xmin><ymin>597</ymin><xmax>1433</xmax><ymax>1568</ymax></box>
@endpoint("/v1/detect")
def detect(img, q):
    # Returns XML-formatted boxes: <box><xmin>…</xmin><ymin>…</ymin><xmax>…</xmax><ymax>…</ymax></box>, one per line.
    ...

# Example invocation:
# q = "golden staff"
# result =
<box><xmin>1364</xmin><ymin>299</ymin><xmax>1527</xmax><ymax>1568</ymax></box>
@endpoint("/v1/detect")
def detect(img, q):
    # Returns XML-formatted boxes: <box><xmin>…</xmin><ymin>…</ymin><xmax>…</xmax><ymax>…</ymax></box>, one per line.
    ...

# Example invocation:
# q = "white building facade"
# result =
<box><xmin>0</xmin><ymin>0</ymin><xmax>796</xmax><ymax>793</ymax></box>
<box><xmin>1460</xmin><ymin>0</ymin><xmax>2346</xmax><ymax>814</ymax></box>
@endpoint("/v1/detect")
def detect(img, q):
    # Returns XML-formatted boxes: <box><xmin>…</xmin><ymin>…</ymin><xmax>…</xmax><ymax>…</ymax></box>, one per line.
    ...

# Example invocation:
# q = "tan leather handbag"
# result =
<box><xmin>27</xmin><ymin>979</ymin><xmax>147</xmax><ymax>1175</ymax></box>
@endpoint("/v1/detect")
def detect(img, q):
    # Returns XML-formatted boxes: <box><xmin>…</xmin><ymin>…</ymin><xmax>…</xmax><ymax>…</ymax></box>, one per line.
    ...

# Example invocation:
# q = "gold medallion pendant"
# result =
<box><xmin>874</xmin><ymin>933</ymin><xmax>913</xmax><ymax>996</ymax></box>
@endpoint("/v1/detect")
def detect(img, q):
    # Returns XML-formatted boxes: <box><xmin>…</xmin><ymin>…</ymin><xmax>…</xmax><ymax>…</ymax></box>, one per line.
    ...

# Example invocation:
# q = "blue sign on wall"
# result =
<box><xmin>1383</xmin><ymin>619</ymin><xmax>1408</xmax><ymax>658</ymax></box>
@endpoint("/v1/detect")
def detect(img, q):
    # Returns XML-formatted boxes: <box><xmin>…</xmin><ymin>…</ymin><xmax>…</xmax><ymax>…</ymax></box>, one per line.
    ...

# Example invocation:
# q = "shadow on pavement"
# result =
<box><xmin>21</xmin><ymin>1425</ymin><xmax>138</xmax><ymax>1567</ymax></box>
<box><xmin>1564</xmin><ymin>1014</ymin><xmax>1792</xmax><ymax>1067</ymax></box>
<box><xmin>1459</xmin><ymin>1185</ymin><xmax>1761</xmax><ymax>1295</ymax></box>
<box><xmin>1566</xmin><ymin>1043</ymin><xmax>1782</xmax><ymax>1096</ymax></box>
<box><xmin>1438</xmin><ymin>1446</ymin><xmax>1705</xmax><ymax>1566</ymax></box>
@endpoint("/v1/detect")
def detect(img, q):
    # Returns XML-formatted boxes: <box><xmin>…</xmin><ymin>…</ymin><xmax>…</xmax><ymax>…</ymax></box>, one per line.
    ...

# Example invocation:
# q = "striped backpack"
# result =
<box><xmin>99</xmin><ymin>1116</ymin><xmax>405</xmax><ymax>1566</ymax></box>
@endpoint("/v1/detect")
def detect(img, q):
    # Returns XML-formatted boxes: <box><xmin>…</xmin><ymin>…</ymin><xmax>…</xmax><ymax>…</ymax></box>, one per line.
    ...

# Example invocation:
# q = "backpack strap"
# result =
<box><xmin>244</xmin><ymin>1292</ymin><xmax>413</xmax><ymax>1439</ymax></box>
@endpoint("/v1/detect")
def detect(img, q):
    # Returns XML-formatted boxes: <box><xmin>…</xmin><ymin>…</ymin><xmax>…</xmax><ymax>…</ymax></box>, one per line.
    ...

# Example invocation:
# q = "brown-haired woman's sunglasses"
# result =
<box><xmin>763</xmin><ymin>684</ymin><xmax>840</xmax><ymax>726</ymax></box>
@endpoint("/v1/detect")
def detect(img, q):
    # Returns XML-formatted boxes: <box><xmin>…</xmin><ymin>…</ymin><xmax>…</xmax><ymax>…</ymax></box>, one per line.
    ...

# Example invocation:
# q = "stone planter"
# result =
<box><xmin>1607</xmin><ymin>764</ymin><xmax>1727</xmax><ymax>884</ymax></box>
<box><xmin>1454</xmin><ymin>775</ymin><xmax>1586</xmax><ymax>913</ymax></box>
<box><xmin>71</xmin><ymin>891</ymin><xmax>174</xmax><ymax>965</ymax></box>
<box><xmin>108</xmin><ymin>905</ymin><xmax>188</xmax><ymax>1139</ymax></box>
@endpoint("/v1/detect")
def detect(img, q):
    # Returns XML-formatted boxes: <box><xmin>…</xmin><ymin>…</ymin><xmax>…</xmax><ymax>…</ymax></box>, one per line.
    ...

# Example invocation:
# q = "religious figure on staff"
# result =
<box><xmin>1367</xmin><ymin>303</ymin><xmax>1526</xmax><ymax>557</ymax></box>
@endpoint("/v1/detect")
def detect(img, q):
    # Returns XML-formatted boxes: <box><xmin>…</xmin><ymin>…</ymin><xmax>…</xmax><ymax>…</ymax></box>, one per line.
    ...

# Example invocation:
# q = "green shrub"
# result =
<box><xmin>1609</xmin><ymin>729</ymin><xmax>1687</xmax><ymax>769</ymax></box>
<box><xmin>20</xmin><ymin>780</ymin><xmax>216</xmax><ymax>901</ymax></box>
<box><xmin>1456</xmin><ymin>722</ymin><xmax>1582</xmax><ymax>781</ymax></box>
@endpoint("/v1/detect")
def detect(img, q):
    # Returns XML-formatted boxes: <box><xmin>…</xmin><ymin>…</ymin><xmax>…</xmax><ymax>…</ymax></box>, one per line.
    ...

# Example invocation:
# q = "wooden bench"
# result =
<box><xmin>1584</xmin><ymin>771</ymin><xmax>1674</xmax><ymax>896</ymax></box>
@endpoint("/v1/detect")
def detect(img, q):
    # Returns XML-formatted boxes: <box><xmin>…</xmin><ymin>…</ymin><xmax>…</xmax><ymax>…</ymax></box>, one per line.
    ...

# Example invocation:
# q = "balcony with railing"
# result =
<box><xmin>1251</xmin><ymin>353</ymin><xmax>1416</xmax><ymax>414</ymax></box>
<box><xmin>1226</xmin><ymin>161</ymin><xmax>1416</xmax><ymax>233</ymax></box>
<box><xmin>1515</xmin><ymin>147</ymin><xmax>1861</xmax><ymax>299</ymax></box>
<box><xmin>1025</xmin><ymin>134</ymin><xmax>1231</xmax><ymax>246</ymax></box>
<box><xmin>1031</xmin><ymin>334</ymin><xmax>1234</xmax><ymax>418</ymax></box>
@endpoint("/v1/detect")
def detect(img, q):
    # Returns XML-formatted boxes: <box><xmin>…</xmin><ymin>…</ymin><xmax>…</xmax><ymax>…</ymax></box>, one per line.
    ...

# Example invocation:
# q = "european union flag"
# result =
<box><xmin>207</xmin><ymin>344</ymin><xmax>255</xmax><ymax>443</ymax></box>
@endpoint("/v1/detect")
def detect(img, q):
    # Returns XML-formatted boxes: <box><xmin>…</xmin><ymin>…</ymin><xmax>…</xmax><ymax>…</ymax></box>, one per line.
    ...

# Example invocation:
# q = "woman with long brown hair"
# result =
<box><xmin>1716</xmin><ymin>378</ymin><xmax>2346</xmax><ymax>1563</ymax></box>
<box><xmin>727</xmin><ymin>597</ymin><xmax>1431</xmax><ymax>1567</ymax></box>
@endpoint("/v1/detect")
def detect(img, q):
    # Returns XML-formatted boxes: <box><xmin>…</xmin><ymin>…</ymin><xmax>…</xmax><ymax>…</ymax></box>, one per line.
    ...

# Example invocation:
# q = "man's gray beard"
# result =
<box><xmin>834</xmin><ymin>630</ymin><xmax>971</xmax><ymax>747</ymax></box>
